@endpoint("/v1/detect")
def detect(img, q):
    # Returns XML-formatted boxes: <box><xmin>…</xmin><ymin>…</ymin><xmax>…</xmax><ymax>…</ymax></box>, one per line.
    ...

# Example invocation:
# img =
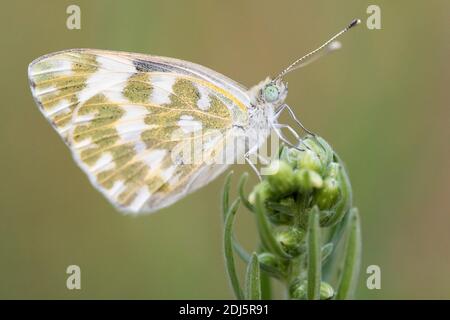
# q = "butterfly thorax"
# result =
<box><xmin>237</xmin><ymin>76</ymin><xmax>289</xmax><ymax>154</ymax></box>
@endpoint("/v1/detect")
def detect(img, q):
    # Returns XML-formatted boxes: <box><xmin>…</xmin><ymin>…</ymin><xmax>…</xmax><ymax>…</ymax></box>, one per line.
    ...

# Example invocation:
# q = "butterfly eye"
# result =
<box><xmin>263</xmin><ymin>85</ymin><xmax>280</xmax><ymax>103</ymax></box>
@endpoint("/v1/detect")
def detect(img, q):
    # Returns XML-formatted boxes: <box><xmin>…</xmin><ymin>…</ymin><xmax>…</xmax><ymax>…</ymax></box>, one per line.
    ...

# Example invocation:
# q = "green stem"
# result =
<box><xmin>307</xmin><ymin>207</ymin><xmax>321</xmax><ymax>300</ymax></box>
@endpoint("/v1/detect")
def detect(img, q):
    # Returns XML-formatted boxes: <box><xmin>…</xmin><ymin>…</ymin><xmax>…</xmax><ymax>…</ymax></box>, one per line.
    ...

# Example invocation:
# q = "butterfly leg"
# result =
<box><xmin>272</xmin><ymin>123</ymin><xmax>305</xmax><ymax>152</ymax></box>
<box><xmin>274</xmin><ymin>123</ymin><xmax>301</xmax><ymax>141</ymax></box>
<box><xmin>243</xmin><ymin>144</ymin><xmax>271</xmax><ymax>181</ymax></box>
<box><xmin>244</xmin><ymin>152</ymin><xmax>262</xmax><ymax>181</ymax></box>
<box><xmin>275</xmin><ymin>103</ymin><xmax>316</xmax><ymax>137</ymax></box>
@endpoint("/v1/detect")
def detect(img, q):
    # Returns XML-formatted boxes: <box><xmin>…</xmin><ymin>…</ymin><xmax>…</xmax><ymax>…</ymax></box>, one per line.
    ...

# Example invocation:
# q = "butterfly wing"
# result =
<box><xmin>28</xmin><ymin>49</ymin><xmax>251</xmax><ymax>214</ymax></box>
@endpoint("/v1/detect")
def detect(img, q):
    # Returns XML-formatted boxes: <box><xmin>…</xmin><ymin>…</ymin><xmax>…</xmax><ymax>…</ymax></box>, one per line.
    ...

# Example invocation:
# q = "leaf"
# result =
<box><xmin>245</xmin><ymin>252</ymin><xmax>262</xmax><ymax>300</ymax></box>
<box><xmin>315</xmin><ymin>136</ymin><xmax>334</xmax><ymax>168</ymax></box>
<box><xmin>221</xmin><ymin>171</ymin><xmax>252</xmax><ymax>265</ymax></box>
<box><xmin>233</xmin><ymin>241</ymin><xmax>252</xmax><ymax>264</ymax></box>
<box><xmin>260</xmin><ymin>270</ymin><xmax>272</xmax><ymax>300</ymax></box>
<box><xmin>307</xmin><ymin>206</ymin><xmax>321</xmax><ymax>300</ymax></box>
<box><xmin>255</xmin><ymin>193</ymin><xmax>291</xmax><ymax>259</ymax></box>
<box><xmin>222</xmin><ymin>171</ymin><xmax>234</xmax><ymax>220</ymax></box>
<box><xmin>266</xmin><ymin>201</ymin><xmax>295</xmax><ymax>216</ymax></box>
<box><xmin>238</xmin><ymin>172</ymin><xmax>255</xmax><ymax>212</ymax></box>
<box><xmin>223</xmin><ymin>198</ymin><xmax>244</xmax><ymax>300</ymax></box>
<box><xmin>322</xmin><ymin>209</ymin><xmax>351</xmax><ymax>284</ymax></box>
<box><xmin>336</xmin><ymin>208</ymin><xmax>362</xmax><ymax>300</ymax></box>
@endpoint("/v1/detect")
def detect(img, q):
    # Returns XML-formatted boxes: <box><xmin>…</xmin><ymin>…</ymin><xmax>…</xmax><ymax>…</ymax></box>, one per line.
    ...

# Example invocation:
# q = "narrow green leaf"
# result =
<box><xmin>222</xmin><ymin>171</ymin><xmax>252</xmax><ymax>265</ymax></box>
<box><xmin>233</xmin><ymin>240</ymin><xmax>251</xmax><ymax>264</ymax></box>
<box><xmin>238</xmin><ymin>172</ymin><xmax>255</xmax><ymax>212</ymax></box>
<box><xmin>336</xmin><ymin>208</ymin><xmax>362</xmax><ymax>300</ymax></box>
<box><xmin>307</xmin><ymin>207</ymin><xmax>321</xmax><ymax>300</ymax></box>
<box><xmin>260</xmin><ymin>270</ymin><xmax>272</xmax><ymax>300</ymax></box>
<box><xmin>266</xmin><ymin>201</ymin><xmax>295</xmax><ymax>215</ymax></box>
<box><xmin>321</xmin><ymin>243</ymin><xmax>334</xmax><ymax>263</ymax></box>
<box><xmin>222</xmin><ymin>171</ymin><xmax>234</xmax><ymax>220</ymax></box>
<box><xmin>255</xmin><ymin>193</ymin><xmax>291</xmax><ymax>259</ymax></box>
<box><xmin>322</xmin><ymin>209</ymin><xmax>351</xmax><ymax>283</ymax></box>
<box><xmin>315</xmin><ymin>136</ymin><xmax>334</xmax><ymax>167</ymax></box>
<box><xmin>223</xmin><ymin>198</ymin><xmax>244</xmax><ymax>300</ymax></box>
<box><xmin>245</xmin><ymin>252</ymin><xmax>262</xmax><ymax>300</ymax></box>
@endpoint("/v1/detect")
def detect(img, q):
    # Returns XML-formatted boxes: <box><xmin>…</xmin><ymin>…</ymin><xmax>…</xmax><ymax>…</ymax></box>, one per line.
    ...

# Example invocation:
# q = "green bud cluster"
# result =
<box><xmin>244</xmin><ymin>136</ymin><xmax>354</xmax><ymax>299</ymax></box>
<box><xmin>222</xmin><ymin>135</ymin><xmax>360</xmax><ymax>300</ymax></box>
<box><xmin>249</xmin><ymin>136</ymin><xmax>351</xmax><ymax>229</ymax></box>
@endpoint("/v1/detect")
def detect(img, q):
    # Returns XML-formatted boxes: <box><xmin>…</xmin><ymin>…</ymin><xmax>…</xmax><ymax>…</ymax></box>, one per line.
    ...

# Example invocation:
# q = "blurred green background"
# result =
<box><xmin>1</xmin><ymin>0</ymin><xmax>449</xmax><ymax>299</ymax></box>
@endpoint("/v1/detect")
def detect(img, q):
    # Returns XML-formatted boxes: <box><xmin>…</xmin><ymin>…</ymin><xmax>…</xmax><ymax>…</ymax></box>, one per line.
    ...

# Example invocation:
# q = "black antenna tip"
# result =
<box><xmin>348</xmin><ymin>18</ymin><xmax>361</xmax><ymax>29</ymax></box>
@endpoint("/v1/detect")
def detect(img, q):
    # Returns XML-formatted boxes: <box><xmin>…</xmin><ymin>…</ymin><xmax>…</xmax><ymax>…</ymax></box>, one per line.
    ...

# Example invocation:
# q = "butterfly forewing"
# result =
<box><xmin>28</xmin><ymin>49</ymin><xmax>251</xmax><ymax>213</ymax></box>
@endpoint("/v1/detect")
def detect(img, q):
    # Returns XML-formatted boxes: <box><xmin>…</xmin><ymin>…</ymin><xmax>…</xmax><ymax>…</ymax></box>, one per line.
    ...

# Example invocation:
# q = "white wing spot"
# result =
<box><xmin>73</xmin><ymin>137</ymin><xmax>93</xmax><ymax>149</ymax></box>
<box><xmin>161</xmin><ymin>165</ymin><xmax>176</xmax><ymax>182</ymax></box>
<box><xmin>196</xmin><ymin>84</ymin><xmax>211</xmax><ymax>110</ymax></box>
<box><xmin>128</xmin><ymin>187</ymin><xmax>151</xmax><ymax>213</ymax></box>
<box><xmin>116</xmin><ymin>119</ymin><xmax>148</xmax><ymax>140</ymax></box>
<box><xmin>91</xmin><ymin>153</ymin><xmax>114</xmax><ymax>172</ymax></box>
<box><xmin>150</xmin><ymin>75</ymin><xmax>175</xmax><ymax>104</ymax></box>
<box><xmin>178</xmin><ymin>115</ymin><xmax>202</xmax><ymax>133</ymax></box>
<box><xmin>73</xmin><ymin>113</ymin><xmax>95</xmax><ymax>123</ymax></box>
<box><xmin>78</xmin><ymin>55</ymin><xmax>134</xmax><ymax>102</ymax></box>
<box><xmin>143</xmin><ymin>149</ymin><xmax>167</xmax><ymax>169</ymax></box>
<box><xmin>108</xmin><ymin>180</ymin><xmax>124</xmax><ymax>196</ymax></box>
<box><xmin>116</xmin><ymin>105</ymin><xmax>152</xmax><ymax>144</ymax></box>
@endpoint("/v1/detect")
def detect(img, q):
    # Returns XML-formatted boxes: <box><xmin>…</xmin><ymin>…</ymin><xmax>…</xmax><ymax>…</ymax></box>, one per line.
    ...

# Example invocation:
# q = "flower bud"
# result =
<box><xmin>266</xmin><ymin>160</ymin><xmax>296</xmax><ymax>197</ymax></box>
<box><xmin>266</xmin><ymin>197</ymin><xmax>295</xmax><ymax>225</ymax></box>
<box><xmin>276</xmin><ymin>227</ymin><xmax>304</xmax><ymax>257</ymax></box>
<box><xmin>257</xmin><ymin>252</ymin><xmax>288</xmax><ymax>279</ymax></box>
<box><xmin>267</xmin><ymin>211</ymin><xmax>294</xmax><ymax>225</ymax></box>
<box><xmin>278</xmin><ymin>196</ymin><xmax>296</xmax><ymax>209</ymax></box>
<box><xmin>319</xmin><ymin>210</ymin><xmax>333</xmax><ymax>226</ymax></box>
<box><xmin>320</xmin><ymin>282</ymin><xmax>334</xmax><ymax>300</ymax></box>
<box><xmin>315</xmin><ymin>177</ymin><xmax>340</xmax><ymax>210</ymax></box>
<box><xmin>297</xmin><ymin>149</ymin><xmax>323</xmax><ymax>173</ymax></box>
<box><xmin>301</xmin><ymin>137</ymin><xmax>333</xmax><ymax>169</ymax></box>
<box><xmin>326</xmin><ymin>162</ymin><xmax>340</xmax><ymax>179</ymax></box>
<box><xmin>248</xmin><ymin>180</ymin><xmax>272</xmax><ymax>204</ymax></box>
<box><xmin>279</xmin><ymin>146</ymin><xmax>301</xmax><ymax>169</ymax></box>
<box><xmin>290</xmin><ymin>279</ymin><xmax>335</xmax><ymax>300</ymax></box>
<box><xmin>295</xmin><ymin>168</ymin><xmax>323</xmax><ymax>191</ymax></box>
<box><xmin>290</xmin><ymin>279</ymin><xmax>307</xmax><ymax>299</ymax></box>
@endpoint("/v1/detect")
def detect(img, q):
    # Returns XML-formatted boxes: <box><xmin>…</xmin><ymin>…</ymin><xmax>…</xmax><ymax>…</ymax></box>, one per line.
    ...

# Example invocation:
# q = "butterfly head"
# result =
<box><xmin>262</xmin><ymin>78</ymin><xmax>288</xmax><ymax>105</ymax></box>
<box><xmin>250</xmin><ymin>77</ymin><xmax>288</xmax><ymax>110</ymax></box>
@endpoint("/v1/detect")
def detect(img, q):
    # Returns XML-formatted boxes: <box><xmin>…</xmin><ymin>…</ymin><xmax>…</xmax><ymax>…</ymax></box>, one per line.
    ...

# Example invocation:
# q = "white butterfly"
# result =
<box><xmin>28</xmin><ymin>20</ymin><xmax>359</xmax><ymax>214</ymax></box>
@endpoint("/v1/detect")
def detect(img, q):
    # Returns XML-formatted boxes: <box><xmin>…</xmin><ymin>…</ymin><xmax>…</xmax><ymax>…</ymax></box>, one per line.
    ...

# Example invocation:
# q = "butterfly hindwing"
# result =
<box><xmin>29</xmin><ymin>49</ymin><xmax>250</xmax><ymax>213</ymax></box>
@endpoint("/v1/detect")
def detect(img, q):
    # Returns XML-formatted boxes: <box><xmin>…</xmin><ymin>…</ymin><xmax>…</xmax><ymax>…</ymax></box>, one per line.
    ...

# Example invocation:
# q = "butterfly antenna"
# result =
<box><xmin>274</xmin><ymin>18</ymin><xmax>361</xmax><ymax>80</ymax></box>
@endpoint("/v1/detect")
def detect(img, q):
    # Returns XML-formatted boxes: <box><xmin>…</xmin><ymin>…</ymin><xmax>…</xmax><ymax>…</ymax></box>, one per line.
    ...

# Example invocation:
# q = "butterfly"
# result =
<box><xmin>28</xmin><ymin>19</ymin><xmax>360</xmax><ymax>214</ymax></box>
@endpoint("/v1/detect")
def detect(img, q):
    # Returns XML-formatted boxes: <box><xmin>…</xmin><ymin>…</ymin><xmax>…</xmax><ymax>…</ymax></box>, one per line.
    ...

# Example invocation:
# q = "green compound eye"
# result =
<box><xmin>263</xmin><ymin>85</ymin><xmax>279</xmax><ymax>102</ymax></box>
